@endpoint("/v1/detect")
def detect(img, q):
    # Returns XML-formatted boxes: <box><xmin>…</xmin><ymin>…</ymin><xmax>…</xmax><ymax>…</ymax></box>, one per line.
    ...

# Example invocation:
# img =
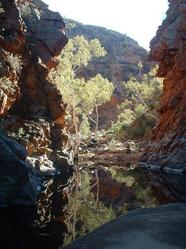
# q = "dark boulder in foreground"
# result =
<box><xmin>63</xmin><ymin>204</ymin><xmax>186</xmax><ymax>249</ymax></box>
<box><xmin>0</xmin><ymin>130</ymin><xmax>73</xmax><ymax>249</ymax></box>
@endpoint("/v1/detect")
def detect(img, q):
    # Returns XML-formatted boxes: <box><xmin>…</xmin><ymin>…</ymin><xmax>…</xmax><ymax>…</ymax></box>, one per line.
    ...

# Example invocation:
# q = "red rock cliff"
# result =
<box><xmin>0</xmin><ymin>0</ymin><xmax>71</xmax><ymax>157</ymax></box>
<box><xmin>141</xmin><ymin>0</ymin><xmax>186</xmax><ymax>173</ymax></box>
<box><xmin>0</xmin><ymin>1</ymin><xmax>74</xmax><ymax>248</ymax></box>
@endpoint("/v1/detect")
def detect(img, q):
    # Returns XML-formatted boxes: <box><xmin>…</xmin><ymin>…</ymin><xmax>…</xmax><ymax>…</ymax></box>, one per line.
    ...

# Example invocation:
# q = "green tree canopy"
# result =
<box><xmin>50</xmin><ymin>35</ymin><xmax>114</xmax><ymax>152</ymax></box>
<box><xmin>108</xmin><ymin>65</ymin><xmax>163</xmax><ymax>140</ymax></box>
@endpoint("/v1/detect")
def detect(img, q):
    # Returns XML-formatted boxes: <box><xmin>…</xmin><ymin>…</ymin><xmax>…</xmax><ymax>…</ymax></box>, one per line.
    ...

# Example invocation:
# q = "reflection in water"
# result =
<box><xmin>143</xmin><ymin>168</ymin><xmax>186</xmax><ymax>203</ymax></box>
<box><xmin>63</xmin><ymin>164</ymin><xmax>169</xmax><ymax>245</ymax></box>
<box><xmin>64</xmin><ymin>170</ymin><xmax>115</xmax><ymax>245</ymax></box>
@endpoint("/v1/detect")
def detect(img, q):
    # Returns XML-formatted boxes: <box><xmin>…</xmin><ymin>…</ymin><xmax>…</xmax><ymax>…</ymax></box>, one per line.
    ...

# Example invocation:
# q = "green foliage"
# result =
<box><xmin>86</xmin><ymin>74</ymin><xmax>114</xmax><ymax>107</ymax></box>
<box><xmin>0</xmin><ymin>53</ymin><xmax>23</xmax><ymax>95</ymax></box>
<box><xmin>0</xmin><ymin>77</ymin><xmax>16</xmax><ymax>95</ymax></box>
<box><xmin>6</xmin><ymin>53</ymin><xmax>23</xmax><ymax>74</ymax></box>
<box><xmin>137</xmin><ymin>61</ymin><xmax>143</xmax><ymax>77</ymax></box>
<box><xmin>19</xmin><ymin>2</ymin><xmax>32</xmax><ymax>17</ymax></box>
<box><xmin>18</xmin><ymin>1</ymin><xmax>41</xmax><ymax>20</ymax></box>
<box><xmin>79</xmin><ymin>115</ymin><xmax>90</xmax><ymax>139</ymax></box>
<box><xmin>51</xmin><ymin>35</ymin><xmax>114</xmax><ymax>148</ymax></box>
<box><xmin>58</xmin><ymin>35</ymin><xmax>106</xmax><ymax>72</ymax></box>
<box><xmin>108</xmin><ymin>66</ymin><xmax>163</xmax><ymax>139</ymax></box>
<box><xmin>110</xmin><ymin>167</ymin><xmax>157</xmax><ymax>209</ymax></box>
<box><xmin>0</xmin><ymin>3</ymin><xmax>4</xmax><ymax>14</ymax></box>
<box><xmin>66</xmin><ymin>21</ymin><xmax>76</xmax><ymax>30</ymax></box>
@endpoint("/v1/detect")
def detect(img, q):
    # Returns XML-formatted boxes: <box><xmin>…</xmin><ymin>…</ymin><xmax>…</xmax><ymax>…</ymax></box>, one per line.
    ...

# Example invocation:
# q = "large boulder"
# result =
<box><xmin>63</xmin><ymin>204</ymin><xmax>186</xmax><ymax>249</ymax></box>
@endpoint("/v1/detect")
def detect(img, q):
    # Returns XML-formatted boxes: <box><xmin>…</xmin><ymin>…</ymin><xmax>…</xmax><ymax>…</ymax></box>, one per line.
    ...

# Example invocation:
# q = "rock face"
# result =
<box><xmin>140</xmin><ymin>0</ymin><xmax>186</xmax><ymax>200</ymax></box>
<box><xmin>0</xmin><ymin>1</ymin><xmax>73</xmax><ymax>248</ymax></box>
<box><xmin>66</xmin><ymin>19</ymin><xmax>150</xmax><ymax>84</ymax></box>
<box><xmin>66</xmin><ymin>19</ymin><xmax>152</xmax><ymax>127</ymax></box>
<box><xmin>63</xmin><ymin>204</ymin><xmax>186</xmax><ymax>249</ymax></box>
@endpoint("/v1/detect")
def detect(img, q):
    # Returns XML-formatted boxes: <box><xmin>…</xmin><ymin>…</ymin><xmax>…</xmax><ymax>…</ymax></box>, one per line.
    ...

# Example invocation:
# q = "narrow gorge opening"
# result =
<box><xmin>0</xmin><ymin>1</ymin><xmax>186</xmax><ymax>249</ymax></box>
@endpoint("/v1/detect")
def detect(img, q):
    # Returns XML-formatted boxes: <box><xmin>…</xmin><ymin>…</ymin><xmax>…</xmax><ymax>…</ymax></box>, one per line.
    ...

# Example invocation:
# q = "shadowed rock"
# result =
<box><xmin>63</xmin><ymin>204</ymin><xmax>186</xmax><ymax>249</ymax></box>
<box><xmin>0</xmin><ymin>1</ymin><xmax>73</xmax><ymax>248</ymax></box>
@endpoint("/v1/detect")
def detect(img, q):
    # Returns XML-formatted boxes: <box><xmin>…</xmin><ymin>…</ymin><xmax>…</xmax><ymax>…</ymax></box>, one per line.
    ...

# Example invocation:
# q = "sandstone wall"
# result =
<box><xmin>141</xmin><ymin>0</ymin><xmax>186</xmax><ymax>173</ymax></box>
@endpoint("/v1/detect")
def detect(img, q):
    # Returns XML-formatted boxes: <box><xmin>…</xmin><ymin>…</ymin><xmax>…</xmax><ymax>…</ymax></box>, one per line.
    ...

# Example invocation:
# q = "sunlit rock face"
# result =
<box><xmin>140</xmin><ymin>0</ymin><xmax>186</xmax><ymax>199</ymax></box>
<box><xmin>0</xmin><ymin>0</ymin><xmax>73</xmax><ymax>248</ymax></box>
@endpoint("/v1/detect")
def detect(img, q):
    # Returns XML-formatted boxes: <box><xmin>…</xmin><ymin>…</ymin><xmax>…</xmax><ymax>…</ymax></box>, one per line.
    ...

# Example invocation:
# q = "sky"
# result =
<box><xmin>43</xmin><ymin>0</ymin><xmax>169</xmax><ymax>50</ymax></box>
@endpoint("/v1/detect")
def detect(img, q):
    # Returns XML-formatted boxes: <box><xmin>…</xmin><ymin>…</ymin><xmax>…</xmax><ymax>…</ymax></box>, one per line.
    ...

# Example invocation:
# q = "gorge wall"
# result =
<box><xmin>140</xmin><ymin>0</ymin><xmax>186</xmax><ymax>201</ymax></box>
<box><xmin>0</xmin><ymin>1</ymin><xmax>73</xmax><ymax>248</ymax></box>
<box><xmin>66</xmin><ymin>19</ymin><xmax>151</xmax><ymax>84</ymax></box>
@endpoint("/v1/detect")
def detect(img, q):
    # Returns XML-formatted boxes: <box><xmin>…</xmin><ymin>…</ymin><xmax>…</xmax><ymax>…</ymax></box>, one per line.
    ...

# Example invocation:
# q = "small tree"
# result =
<box><xmin>108</xmin><ymin>65</ymin><xmax>163</xmax><ymax>140</ymax></box>
<box><xmin>51</xmin><ymin>36</ymin><xmax>114</xmax><ymax>153</ymax></box>
<box><xmin>0</xmin><ymin>3</ymin><xmax>4</xmax><ymax>14</ymax></box>
<box><xmin>137</xmin><ymin>61</ymin><xmax>143</xmax><ymax>78</ymax></box>
<box><xmin>86</xmin><ymin>74</ymin><xmax>114</xmax><ymax>137</ymax></box>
